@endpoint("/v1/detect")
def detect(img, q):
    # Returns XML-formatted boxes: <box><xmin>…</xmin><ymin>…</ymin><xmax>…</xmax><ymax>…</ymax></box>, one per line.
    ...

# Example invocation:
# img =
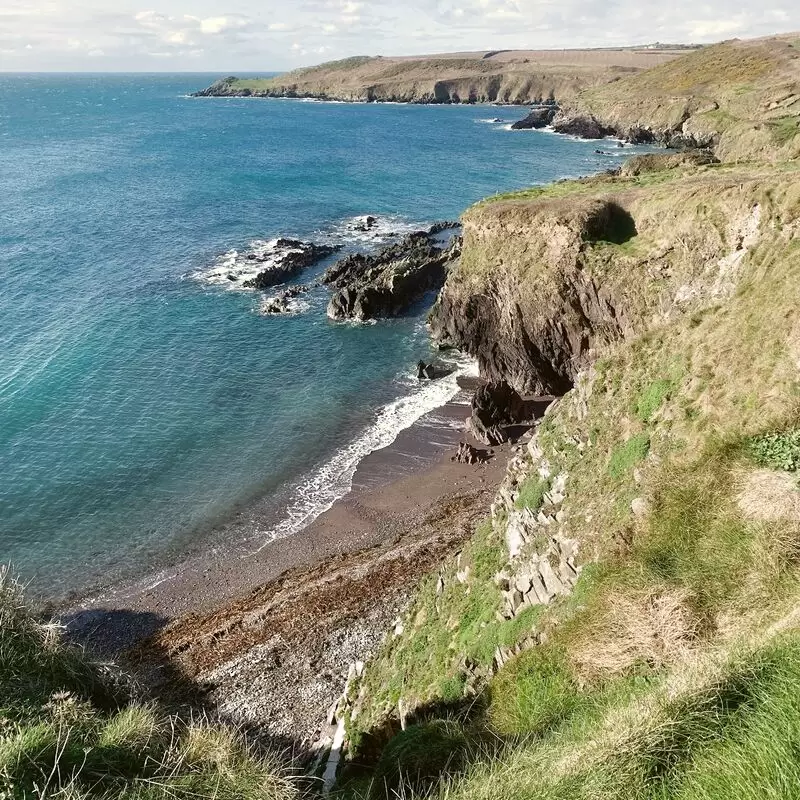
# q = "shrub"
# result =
<box><xmin>748</xmin><ymin>428</ymin><xmax>800</xmax><ymax>472</ymax></box>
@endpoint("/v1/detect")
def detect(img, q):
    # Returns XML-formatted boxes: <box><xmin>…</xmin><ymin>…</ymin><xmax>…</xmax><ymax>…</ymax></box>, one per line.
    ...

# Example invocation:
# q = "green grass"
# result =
<box><xmin>341</xmin><ymin>157</ymin><xmax>800</xmax><ymax>798</ymax></box>
<box><xmin>635</xmin><ymin>379</ymin><xmax>678</xmax><ymax>423</ymax></box>
<box><xmin>487</xmin><ymin>646</ymin><xmax>577</xmax><ymax>737</ymax></box>
<box><xmin>369</xmin><ymin>720</ymin><xmax>471</xmax><ymax>798</ymax></box>
<box><xmin>766</xmin><ymin>116</ymin><xmax>800</xmax><ymax>146</ymax></box>
<box><xmin>515</xmin><ymin>476</ymin><xmax>551</xmax><ymax>511</ymax></box>
<box><xmin>608</xmin><ymin>434</ymin><xmax>651</xmax><ymax>480</ymax></box>
<box><xmin>0</xmin><ymin>571</ymin><xmax>298</xmax><ymax>800</ymax></box>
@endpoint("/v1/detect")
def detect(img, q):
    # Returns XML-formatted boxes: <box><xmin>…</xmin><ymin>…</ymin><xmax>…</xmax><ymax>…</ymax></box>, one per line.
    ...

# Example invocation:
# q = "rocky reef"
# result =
<box><xmin>510</xmin><ymin>106</ymin><xmax>557</xmax><ymax>130</ymax></box>
<box><xmin>241</xmin><ymin>239</ymin><xmax>338</xmax><ymax>290</ymax></box>
<box><xmin>324</xmin><ymin>228</ymin><xmax>461</xmax><ymax>321</ymax></box>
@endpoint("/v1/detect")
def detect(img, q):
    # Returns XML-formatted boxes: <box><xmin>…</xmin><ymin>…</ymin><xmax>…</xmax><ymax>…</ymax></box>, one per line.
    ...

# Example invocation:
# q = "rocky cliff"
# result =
<box><xmin>430</xmin><ymin>155</ymin><xmax>775</xmax><ymax>394</ymax></box>
<box><xmin>338</xmin><ymin>155</ymin><xmax>800</xmax><ymax>799</ymax></box>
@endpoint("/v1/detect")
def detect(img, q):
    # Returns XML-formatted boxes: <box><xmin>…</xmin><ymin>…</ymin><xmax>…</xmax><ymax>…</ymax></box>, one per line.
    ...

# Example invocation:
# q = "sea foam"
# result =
<box><xmin>247</xmin><ymin>349</ymin><xmax>477</xmax><ymax>553</ymax></box>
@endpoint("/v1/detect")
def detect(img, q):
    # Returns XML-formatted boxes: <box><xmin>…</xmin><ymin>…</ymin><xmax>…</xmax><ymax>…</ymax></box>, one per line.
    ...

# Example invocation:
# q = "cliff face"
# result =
<box><xmin>430</xmin><ymin>157</ymin><xmax>777</xmax><ymax>394</ymax></box>
<box><xmin>193</xmin><ymin>49</ymin><xmax>684</xmax><ymax>105</ymax></box>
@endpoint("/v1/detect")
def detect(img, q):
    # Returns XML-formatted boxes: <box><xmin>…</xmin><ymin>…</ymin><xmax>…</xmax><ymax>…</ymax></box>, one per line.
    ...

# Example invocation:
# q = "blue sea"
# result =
<box><xmin>0</xmin><ymin>73</ymin><xmax>649</xmax><ymax>600</ymax></box>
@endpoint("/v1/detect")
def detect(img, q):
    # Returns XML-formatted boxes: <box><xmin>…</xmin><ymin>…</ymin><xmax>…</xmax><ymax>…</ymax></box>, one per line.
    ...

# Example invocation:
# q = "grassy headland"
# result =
<box><xmin>316</xmin><ymin>35</ymin><xmax>800</xmax><ymax>800</ymax></box>
<box><xmin>565</xmin><ymin>33</ymin><xmax>800</xmax><ymax>160</ymax></box>
<box><xmin>193</xmin><ymin>47</ymin><xmax>688</xmax><ymax>104</ymax></box>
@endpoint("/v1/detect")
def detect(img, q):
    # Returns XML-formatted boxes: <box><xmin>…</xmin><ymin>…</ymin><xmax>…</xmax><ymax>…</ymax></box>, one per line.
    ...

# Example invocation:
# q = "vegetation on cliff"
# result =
<box><xmin>332</xmin><ymin>89</ymin><xmax>800</xmax><ymax>796</ymax></box>
<box><xmin>563</xmin><ymin>34</ymin><xmax>800</xmax><ymax>160</ymax></box>
<box><xmin>0</xmin><ymin>570</ymin><xmax>299</xmax><ymax>799</ymax></box>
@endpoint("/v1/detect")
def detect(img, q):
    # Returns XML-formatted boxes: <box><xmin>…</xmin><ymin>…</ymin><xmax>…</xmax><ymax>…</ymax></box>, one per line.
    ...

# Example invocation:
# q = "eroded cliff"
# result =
<box><xmin>194</xmin><ymin>48</ymin><xmax>685</xmax><ymax>105</ymax></box>
<box><xmin>430</xmin><ymin>157</ymin><xmax>782</xmax><ymax>394</ymax></box>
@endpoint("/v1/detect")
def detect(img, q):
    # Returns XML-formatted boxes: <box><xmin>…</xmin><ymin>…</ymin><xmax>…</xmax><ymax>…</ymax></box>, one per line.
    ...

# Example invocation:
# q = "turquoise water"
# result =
<box><xmin>0</xmin><ymin>74</ymin><xmax>649</xmax><ymax>599</ymax></box>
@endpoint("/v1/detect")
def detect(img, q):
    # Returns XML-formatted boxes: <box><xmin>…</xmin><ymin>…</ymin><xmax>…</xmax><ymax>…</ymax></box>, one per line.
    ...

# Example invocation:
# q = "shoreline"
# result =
<box><xmin>66</xmin><ymin>384</ymin><xmax>542</xmax><ymax>751</ymax></box>
<box><xmin>62</xmin><ymin>362</ymin><xmax>476</xmax><ymax>622</ymax></box>
<box><xmin>66</xmin><ymin>378</ymin><xmax>495</xmax><ymax>641</ymax></box>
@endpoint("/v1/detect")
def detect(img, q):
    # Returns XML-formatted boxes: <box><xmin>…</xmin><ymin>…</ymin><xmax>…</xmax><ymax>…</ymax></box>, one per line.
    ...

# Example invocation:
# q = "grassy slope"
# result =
<box><xmin>207</xmin><ymin>50</ymin><xmax>682</xmax><ymax>104</ymax></box>
<box><xmin>0</xmin><ymin>570</ymin><xmax>299</xmax><ymax>800</ymax></box>
<box><xmin>336</xmin><ymin>155</ymin><xmax>800</xmax><ymax>798</ymax></box>
<box><xmin>569</xmin><ymin>34</ymin><xmax>800</xmax><ymax>160</ymax></box>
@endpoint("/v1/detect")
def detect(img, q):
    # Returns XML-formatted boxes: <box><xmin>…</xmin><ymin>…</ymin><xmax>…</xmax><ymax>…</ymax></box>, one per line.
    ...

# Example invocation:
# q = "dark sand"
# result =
<box><xmin>66</xmin><ymin>385</ymin><xmax>550</xmax><ymax>751</ymax></box>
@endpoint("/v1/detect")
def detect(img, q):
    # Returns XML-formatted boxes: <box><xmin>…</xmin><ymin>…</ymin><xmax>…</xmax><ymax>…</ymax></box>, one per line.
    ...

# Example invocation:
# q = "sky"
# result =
<box><xmin>0</xmin><ymin>1</ymin><xmax>798</xmax><ymax>72</ymax></box>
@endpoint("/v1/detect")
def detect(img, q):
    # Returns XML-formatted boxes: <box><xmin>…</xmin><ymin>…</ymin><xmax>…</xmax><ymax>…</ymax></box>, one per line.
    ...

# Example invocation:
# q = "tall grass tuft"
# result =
<box><xmin>0</xmin><ymin>568</ymin><xmax>300</xmax><ymax>800</ymax></box>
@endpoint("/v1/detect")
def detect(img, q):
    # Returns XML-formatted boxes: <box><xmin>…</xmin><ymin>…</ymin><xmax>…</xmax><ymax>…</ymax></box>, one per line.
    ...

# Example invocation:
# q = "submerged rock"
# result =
<box><xmin>261</xmin><ymin>284</ymin><xmax>310</xmax><ymax>315</ymax></box>
<box><xmin>349</xmin><ymin>215</ymin><xmax>378</xmax><ymax>232</ymax></box>
<box><xmin>324</xmin><ymin>226</ymin><xmax>461</xmax><ymax>321</ymax></box>
<box><xmin>242</xmin><ymin>240</ymin><xmax>338</xmax><ymax>290</ymax></box>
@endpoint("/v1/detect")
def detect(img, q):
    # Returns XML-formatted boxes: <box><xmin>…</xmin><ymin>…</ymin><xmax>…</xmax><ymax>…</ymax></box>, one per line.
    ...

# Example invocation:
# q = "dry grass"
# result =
<box><xmin>736</xmin><ymin>468</ymin><xmax>800</xmax><ymax>522</ymax></box>
<box><xmin>569</xmin><ymin>588</ymin><xmax>699</xmax><ymax>684</ymax></box>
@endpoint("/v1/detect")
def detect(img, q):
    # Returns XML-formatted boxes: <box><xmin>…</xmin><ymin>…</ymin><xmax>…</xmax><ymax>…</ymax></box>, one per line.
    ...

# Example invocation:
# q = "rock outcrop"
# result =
<box><xmin>510</xmin><ymin>106</ymin><xmax>557</xmax><ymax>130</ymax></box>
<box><xmin>468</xmin><ymin>381</ymin><xmax>528</xmax><ymax>445</ymax></box>
<box><xmin>430</xmin><ymin>197</ymin><xmax>635</xmax><ymax>394</ymax></box>
<box><xmin>551</xmin><ymin>111</ymin><xmax>614</xmax><ymax>139</ymax></box>
<box><xmin>431</xmin><ymin>163</ymin><xmax>776</xmax><ymax>395</ymax></box>
<box><xmin>556</xmin><ymin>35</ymin><xmax>800</xmax><ymax>161</ymax></box>
<box><xmin>325</xmin><ymin>230</ymin><xmax>461</xmax><ymax>321</ymax></box>
<box><xmin>452</xmin><ymin>442</ymin><xmax>491</xmax><ymax>465</ymax></box>
<box><xmin>242</xmin><ymin>240</ymin><xmax>338</xmax><ymax>290</ymax></box>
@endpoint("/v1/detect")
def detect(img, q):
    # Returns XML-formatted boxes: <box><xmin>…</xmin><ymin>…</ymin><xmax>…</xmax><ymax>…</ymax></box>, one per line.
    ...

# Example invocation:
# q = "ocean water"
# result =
<box><xmin>0</xmin><ymin>73</ymin><xmax>651</xmax><ymax>600</ymax></box>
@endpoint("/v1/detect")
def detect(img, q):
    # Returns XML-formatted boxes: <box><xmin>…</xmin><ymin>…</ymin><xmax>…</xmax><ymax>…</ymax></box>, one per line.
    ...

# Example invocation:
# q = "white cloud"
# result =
<box><xmin>689</xmin><ymin>16</ymin><xmax>747</xmax><ymax>38</ymax></box>
<box><xmin>0</xmin><ymin>1</ymin><xmax>798</xmax><ymax>71</ymax></box>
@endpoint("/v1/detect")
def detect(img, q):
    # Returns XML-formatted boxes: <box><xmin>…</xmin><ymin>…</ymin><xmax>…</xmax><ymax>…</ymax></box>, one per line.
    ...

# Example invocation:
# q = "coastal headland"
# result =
<box><xmin>193</xmin><ymin>46</ymin><xmax>689</xmax><ymax>105</ymax></box>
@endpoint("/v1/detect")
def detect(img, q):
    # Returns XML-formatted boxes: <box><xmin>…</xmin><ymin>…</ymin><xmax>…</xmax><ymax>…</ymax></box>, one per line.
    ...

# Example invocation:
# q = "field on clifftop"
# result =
<box><xmin>198</xmin><ymin>47</ymin><xmax>685</xmax><ymax>104</ymax></box>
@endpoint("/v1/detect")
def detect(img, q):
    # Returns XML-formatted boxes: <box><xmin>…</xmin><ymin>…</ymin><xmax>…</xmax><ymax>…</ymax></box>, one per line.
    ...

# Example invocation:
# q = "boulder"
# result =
<box><xmin>260</xmin><ymin>285</ymin><xmax>309</xmax><ymax>315</ymax></box>
<box><xmin>350</xmin><ymin>215</ymin><xmax>378</xmax><ymax>232</ymax></box>
<box><xmin>511</xmin><ymin>106</ymin><xmax>557</xmax><ymax>130</ymax></box>
<box><xmin>451</xmin><ymin>441</ymin><xmax>491</xmax><ymax>465</ymax></box>
<box><xmin>417</xmin><ymin>361</ymin><xmax>436</xmax><ymax>379</ymax></box>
